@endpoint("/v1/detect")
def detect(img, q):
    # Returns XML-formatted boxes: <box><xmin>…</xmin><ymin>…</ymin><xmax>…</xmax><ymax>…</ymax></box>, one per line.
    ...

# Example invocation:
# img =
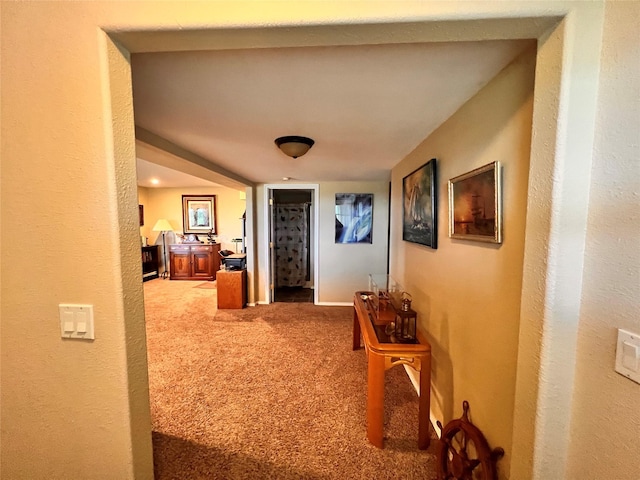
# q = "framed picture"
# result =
<box><xmin>139</xmin><ymin>205</ymin><xmax>144</xmax><ymax>227</ymax></box>
<box><xmin>448</xmin><ymin>161</ymin><xmax>502</xmax><ymax>243</ymax></box>
<box><xmin>182</xmin><ymin>195</ymin><xmax>217</xmax><ymax>235</ymax></box>
<box><xmin>402</xmin><ymin>159</ymin><xmax>437</xmax><ymax>248</ymax></box>
<box><xmin>335</xmin><ymin>193</ymin><xmax>373</xmax><ymax>244</ymax></box>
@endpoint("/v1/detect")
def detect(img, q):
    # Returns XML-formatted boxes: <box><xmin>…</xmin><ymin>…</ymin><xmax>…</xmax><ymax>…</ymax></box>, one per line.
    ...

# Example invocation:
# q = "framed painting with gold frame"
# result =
<box><xmin>182</xmin><ymin>195</ymin><xmax>217</xmax><ymax>235</ymax></box>
<box><xmin>448</xmin><ymin>161</ymin><xmax>502</xmax><ymax>244</ymax></box>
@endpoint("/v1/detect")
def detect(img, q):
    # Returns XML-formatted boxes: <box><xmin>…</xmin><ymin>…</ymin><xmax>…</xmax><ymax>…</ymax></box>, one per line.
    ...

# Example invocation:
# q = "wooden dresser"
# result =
<box><xmin>169</xmin><ymin>243</ymin><xmax>221</xmax><ymax>281</ymax></box>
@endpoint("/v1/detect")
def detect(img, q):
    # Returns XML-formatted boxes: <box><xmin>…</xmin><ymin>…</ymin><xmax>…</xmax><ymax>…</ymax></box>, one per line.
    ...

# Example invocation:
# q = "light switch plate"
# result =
<box><xmin>59</xmin><ymin>304</ymin><xmax>95</xmax><ymax>340</ymax></box>
<box><xmin>615</xmin><ymin>328</ymin><xmax>640</xmax><ymax>385</ymax></box>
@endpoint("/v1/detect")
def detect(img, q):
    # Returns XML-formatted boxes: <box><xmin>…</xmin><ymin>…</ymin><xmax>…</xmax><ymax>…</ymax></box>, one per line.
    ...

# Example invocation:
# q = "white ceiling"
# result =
<box><xmin>132</xmin><ymin>39</ymin><xmax>532</xmax><ymax>187</ymax></box>
<box><xmin>136</xmin><ymin>158</ymin><xmax>223</xmax><ymax>188</ymax></box>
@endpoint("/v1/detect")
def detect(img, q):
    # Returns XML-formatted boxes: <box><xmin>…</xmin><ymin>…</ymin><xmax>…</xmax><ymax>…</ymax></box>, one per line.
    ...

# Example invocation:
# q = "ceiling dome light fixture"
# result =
<box><xmin>274</xmin><ymin>135</ymin><xmax>315</xmax><ymax>159</ymax></box>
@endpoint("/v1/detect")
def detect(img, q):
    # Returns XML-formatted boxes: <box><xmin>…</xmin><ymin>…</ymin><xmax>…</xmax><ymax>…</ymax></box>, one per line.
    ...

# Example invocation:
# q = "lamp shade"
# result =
<box><xmin>274</xmin><ymin>136</ymin><xmax>315</xmax><ymax>158</ymax></box>
<box><xmin>152</xmin><ymin>219</ymin><xmax>173</xmax><ymax>232</ymax></box>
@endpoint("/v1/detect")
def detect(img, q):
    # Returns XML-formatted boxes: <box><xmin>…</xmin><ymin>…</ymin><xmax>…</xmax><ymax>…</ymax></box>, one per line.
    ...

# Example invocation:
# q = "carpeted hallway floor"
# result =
<box><xmin>144</xmin><ymin>278</ymin><xmax>438</xmax><ymax>479</ymax></box>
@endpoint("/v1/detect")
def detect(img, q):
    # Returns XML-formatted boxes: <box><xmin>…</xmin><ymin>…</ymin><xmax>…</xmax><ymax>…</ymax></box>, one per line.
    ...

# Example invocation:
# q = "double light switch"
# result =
<box><xmin>59</xmin><ymin>304</ymin><xmax>95</xmax><ymax>340</ymax></box>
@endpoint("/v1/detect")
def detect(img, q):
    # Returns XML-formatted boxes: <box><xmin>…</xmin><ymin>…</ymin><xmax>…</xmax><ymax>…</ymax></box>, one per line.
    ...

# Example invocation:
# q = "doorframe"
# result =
<box><xmin>263</xmin><ymin>184</ymin><xmax>319</xmax><ymax>304</ymax></box>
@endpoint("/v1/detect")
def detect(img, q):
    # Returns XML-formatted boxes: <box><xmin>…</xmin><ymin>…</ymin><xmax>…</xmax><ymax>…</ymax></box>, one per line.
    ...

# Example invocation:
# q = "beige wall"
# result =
<box><xmin>254</xmin><ymin>181</ymin><xmax>389</xmax><ymax>304</ymax></box>
<box><xmin>318</xmin><ymin>182</ymin><xmax>390</xmax><ymax>303</ymax></box>
<box><xmin>2</xmin><ymin>7</ymin><xmax>153</xmax><ymax>478</ymax></box>
<box><xmin>137</xmin><ymin>185</ymin><xmax>245</xmax><ymax>250</ymax></box>
<box><xmin>390</xmin><ymin>48</ymin><xmax>535</xmax><ymax>480</ymax></box>
<box><xmin>565</xmin><ymin>2</ymin><xmax>640</xmax><ymax>478</ymax></box>
<box><xmin>138</xmin><ymin>186</ymin><xmax>151</xmax><ymax>240</ymax></box>
<box><xmin>137</xmin><ymin>185</ymin><xmax>245</xmax><ymax>273</ymax></box>
<box><xmin>1</xmin><ymin>1</ymin><xmax>633</xmax><ymax>479</ymax></box>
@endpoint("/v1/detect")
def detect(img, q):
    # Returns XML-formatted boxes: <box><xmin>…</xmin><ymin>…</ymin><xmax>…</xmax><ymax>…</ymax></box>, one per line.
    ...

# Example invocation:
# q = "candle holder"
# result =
<box><xmin>394</xmin><ymin>307</ymin><xmax>417</xmax><ymax>343</ymax></box>
<box><xmin>401</xmin><ymin>291</ymin><xmax>413</xmax><ymax>311</ymax></box>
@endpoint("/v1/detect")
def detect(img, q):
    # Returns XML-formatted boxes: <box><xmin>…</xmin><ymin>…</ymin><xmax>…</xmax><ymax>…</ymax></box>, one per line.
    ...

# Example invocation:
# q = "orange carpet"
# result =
<box><xmin>144</xmin><ymin>278</ymin><xmax>438</xmax><ymax>479</ymax></box>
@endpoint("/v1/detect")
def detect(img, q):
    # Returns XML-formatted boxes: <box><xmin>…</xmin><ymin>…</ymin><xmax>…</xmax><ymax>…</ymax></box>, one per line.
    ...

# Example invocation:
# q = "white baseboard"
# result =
<box><xmin>254</xmin><ymin>300</ymin><xmax>352</xmax><ymax>307</ymax></box>
<box><xmin>403</xmin><ymin>365</ymin><xmax>441</xmax><ymax>439</ymax></box>
<box><xmin>315</xmin><ymin>301</ymin><xmax>353</xmax><ymax>306</ymax></box>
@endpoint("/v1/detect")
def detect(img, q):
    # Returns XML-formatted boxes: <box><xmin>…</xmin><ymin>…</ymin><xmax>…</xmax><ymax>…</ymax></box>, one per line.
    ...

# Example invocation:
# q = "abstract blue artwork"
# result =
<box><xmin>335</xmin><ymin>193</ymin><xmax>373</xmax><ymax>244</ymax></box>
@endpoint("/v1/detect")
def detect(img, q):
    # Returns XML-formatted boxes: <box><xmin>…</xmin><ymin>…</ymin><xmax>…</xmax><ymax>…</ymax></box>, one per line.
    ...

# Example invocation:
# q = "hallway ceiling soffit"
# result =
<box><xmin>127</xmin><ymin>20</ymin><xmax>541</xmax><ymax>186</ymax></box>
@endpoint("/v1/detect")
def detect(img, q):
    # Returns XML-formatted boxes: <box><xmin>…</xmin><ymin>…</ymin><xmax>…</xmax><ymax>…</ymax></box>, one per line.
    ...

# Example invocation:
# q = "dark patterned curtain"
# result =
<box><xmin>275</xmin><ymin>204</ymin><xmax>308</xmax><ymax>287</ymax></box>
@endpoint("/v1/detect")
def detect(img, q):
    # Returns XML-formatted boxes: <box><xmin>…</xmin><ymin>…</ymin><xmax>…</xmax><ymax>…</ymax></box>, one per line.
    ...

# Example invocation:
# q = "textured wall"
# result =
<box><xmin>0</xmin><ymin>1</ymin><xmax>627</xmax><ymax>479</ymax></box>
<box><xmin>566</xmin><ymin>2</ymin><xmax>640</xmax><ymax>478</ymax></box>
<box><xmin>390</xmin><ymin>48</ymin><xmax>535</xmax><ymax>480</ymax></box>
<box><xmin>1</xmin><ymin>7</ymin><xmax>152</xmax><ymax>478</ymax></box>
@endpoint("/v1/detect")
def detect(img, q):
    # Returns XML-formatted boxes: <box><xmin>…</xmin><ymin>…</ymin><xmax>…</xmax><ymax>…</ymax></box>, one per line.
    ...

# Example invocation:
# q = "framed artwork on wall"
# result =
<box><xmin>402</xmin><ymin>158</ymin><xmax>438</xmax><ymax>248</ymax></box>
<box><xmin>335</xmin><ymin>193</ymin><xmax>373</xmax><ymax>244</ymax></box>
<box><xmin>139</xmin><ymin>205</ymin><xmax>144</xmax><ymax>226</ymax></box>
<box><xmin>182</xmin><ymin>195</ymin><xmax>217</xmax><ymax>235</ymax></box>
<box><xmin>448</xmin><ymin>161</ymin><xmax>502</xmax><ymax>244</ymax></box>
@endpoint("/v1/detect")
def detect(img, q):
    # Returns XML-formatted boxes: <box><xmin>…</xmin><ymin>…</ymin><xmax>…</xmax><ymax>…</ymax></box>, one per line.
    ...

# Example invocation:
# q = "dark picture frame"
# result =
<box><xmin>138</xmin><ymin>205</ymin><xmax>144</xmax><ymax>226</ymax></box>
<box><xmin>402</xmin><ymin>159</ymin><xmax>437</xmax><ymax>248</ymax></box>
<box><xmin>448</xmin><ymin>161</ymin><xmax>502</xmax><ymax>244</ymax></box>
<box><xmin>335</xmin><ymin>193</ymin><xmax>373</xmax><ymax>244</ymax></box>
<box><xmin>182</xmin><ymin>195</ymin><xmax>217</xmax><ymax>235</ymax></box>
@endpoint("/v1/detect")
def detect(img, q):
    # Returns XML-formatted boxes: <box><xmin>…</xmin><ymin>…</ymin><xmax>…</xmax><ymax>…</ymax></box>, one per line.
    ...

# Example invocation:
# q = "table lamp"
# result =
<box><xmin>152</xmin><ymin>219</ymin><xmax>173</xmax><ymax>279</ymax></box>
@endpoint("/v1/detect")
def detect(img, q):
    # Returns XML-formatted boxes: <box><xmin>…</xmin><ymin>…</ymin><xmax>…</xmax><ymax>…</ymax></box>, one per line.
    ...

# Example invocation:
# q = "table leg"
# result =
<box><xmin>418</xmin><ymin>353</ymin><xmax>431</xmax><ymax>449</ymax></box>
<box><xmin>352</xmin><ymin>308</ymin><xmax>361</xmax><ymax>350</ymax></box>
<box><xmin>367</xmin><ymin>352</ymin><xmax>385</xmax><ymax>448</ymax></box>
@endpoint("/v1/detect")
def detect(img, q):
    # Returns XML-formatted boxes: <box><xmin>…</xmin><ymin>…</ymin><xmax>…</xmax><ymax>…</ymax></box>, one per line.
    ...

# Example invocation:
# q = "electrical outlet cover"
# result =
<box><xmin>615</xmin><ymin>328</ymin><xmax>640</xmax><ymax>385</ymax></box>
<box><xmin>59</xmin><ymin>304</ymin><xmax>95</xmax><ymax>340</ymax></box>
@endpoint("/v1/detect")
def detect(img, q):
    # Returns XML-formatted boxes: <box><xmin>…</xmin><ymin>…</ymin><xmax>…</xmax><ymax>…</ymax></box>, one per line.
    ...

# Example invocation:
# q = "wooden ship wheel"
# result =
<box><xmin>436</xmin><ymin>401</ymin><xmax>505</xmax><ymax>480</ymax></box>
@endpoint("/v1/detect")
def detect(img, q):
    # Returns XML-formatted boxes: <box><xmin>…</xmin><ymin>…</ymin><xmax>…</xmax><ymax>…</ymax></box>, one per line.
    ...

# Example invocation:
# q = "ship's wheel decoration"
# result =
<box><xmin>436</xmin><ymin>401</ymin><xmax>505</xmax><ymax>480</ymax></box>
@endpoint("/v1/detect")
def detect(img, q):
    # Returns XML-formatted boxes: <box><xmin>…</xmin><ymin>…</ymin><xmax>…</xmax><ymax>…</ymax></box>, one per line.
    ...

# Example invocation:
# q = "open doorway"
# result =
<box><xmin>269</xmin><ymin>188</ymin><xmax>316</xmax><ymax>303</ymax></box>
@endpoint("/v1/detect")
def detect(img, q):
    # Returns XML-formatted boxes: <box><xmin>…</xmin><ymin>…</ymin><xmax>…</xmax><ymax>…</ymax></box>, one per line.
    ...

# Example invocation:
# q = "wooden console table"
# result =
<box><xmin>352</xmin><ymin>291</ymin><xmax>431</xmax><ymax>449</ymax></box>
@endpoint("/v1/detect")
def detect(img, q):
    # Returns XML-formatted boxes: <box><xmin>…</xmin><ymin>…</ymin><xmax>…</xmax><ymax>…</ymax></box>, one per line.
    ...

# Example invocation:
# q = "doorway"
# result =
<box><xmin>266</xmin><ymin>186</ymin><xmax>318</xmax><ymax>304</ymax></box>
